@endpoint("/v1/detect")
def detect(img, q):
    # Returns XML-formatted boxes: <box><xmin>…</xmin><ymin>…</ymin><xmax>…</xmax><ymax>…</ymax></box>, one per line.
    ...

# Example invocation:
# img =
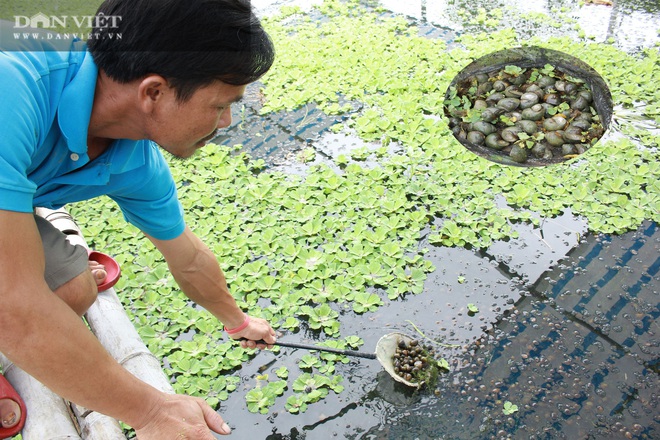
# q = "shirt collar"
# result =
<box><xmin>107</xmin><ymin>138</ymin><xmax>149</xmax><ymax>174</ymax></box>
<box><xmin>57</xmin><ymin>45</ymin><xmax>96</xmax><ymax>155</ymax></box>
<box><xmin>56</xmin><ymin>46</ymin><xmax>148</xmax><ymax>175</ymax></box>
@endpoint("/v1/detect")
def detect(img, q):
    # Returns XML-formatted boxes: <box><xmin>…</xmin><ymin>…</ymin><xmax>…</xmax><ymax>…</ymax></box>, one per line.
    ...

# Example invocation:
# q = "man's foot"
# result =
<box><xmin>89</xmin><ymin>260</ymin><xmax>107</xmax><ymax>286</ymax></box>
<box><xmin>87</xmin><ymin>251</ymin><xmax>121</xmax><ymax>292</ymax></box>
<box><xmin>0</xmin><ymin>398</ymin><xmax>20</xmax><ymax>430</ymax></box>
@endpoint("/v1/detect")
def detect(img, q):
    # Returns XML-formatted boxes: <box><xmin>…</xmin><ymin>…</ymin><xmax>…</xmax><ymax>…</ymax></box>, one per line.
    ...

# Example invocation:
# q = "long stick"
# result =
<box><xmin>251</xmin><ymin>339</ymin><xmax>377</xmax><ymax>360</ymax></box>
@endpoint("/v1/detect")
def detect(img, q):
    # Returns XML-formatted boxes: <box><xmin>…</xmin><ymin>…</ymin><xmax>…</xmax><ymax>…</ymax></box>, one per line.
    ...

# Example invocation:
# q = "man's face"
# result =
<box><xmin>150</xmin><ymin>81</ymin><xmax>245</xmax><ymax>159</ymax></box>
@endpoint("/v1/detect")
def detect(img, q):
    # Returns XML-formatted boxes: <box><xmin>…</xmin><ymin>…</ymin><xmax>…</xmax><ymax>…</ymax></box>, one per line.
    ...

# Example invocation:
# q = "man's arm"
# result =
<box><xmin>147</xmin><ymin>226</ymin><xmax>276</xmax><ymax>347</ymax></box>
<box><xmin>0</xmin><ymin>211</ymin><xmax>229</xmax><ymax>439</ymax></box>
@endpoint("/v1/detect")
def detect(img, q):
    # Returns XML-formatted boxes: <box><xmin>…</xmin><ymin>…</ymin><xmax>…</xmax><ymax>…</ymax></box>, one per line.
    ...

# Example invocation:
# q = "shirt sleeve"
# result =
<box><xmin>107</xmin><ymin>142</ymin><xmax>186</xmax><ymax>241</ymax></box>
<box><xmin>0</xmin><ymin>53</ymin><xmax>49</xmax><ymax>212</ymax></box>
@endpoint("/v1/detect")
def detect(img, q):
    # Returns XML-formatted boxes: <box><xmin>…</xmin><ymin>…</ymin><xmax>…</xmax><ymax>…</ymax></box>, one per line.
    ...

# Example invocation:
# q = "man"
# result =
<box><xmin>0</xmin><ymin>0</ymin><xmax>277</xmax><ymax>438</ymax></box>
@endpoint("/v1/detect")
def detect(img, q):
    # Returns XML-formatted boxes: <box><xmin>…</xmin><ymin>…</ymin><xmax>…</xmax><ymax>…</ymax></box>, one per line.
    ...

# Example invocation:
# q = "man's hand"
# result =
<box><xmin>227</xmin><ymin>315</ymin><xmax>277</xmax><ymax>350</ymax></box>
<box><xmin>134</xmin><ymin>394</ymin><xmax>231</xmax><ymax>440</ymax></box>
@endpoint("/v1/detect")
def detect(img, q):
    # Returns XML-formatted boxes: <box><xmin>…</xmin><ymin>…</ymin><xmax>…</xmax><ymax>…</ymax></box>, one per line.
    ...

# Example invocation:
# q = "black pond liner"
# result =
<box><xmin>444</xmin><ymin>46</ymin><xmax>614</xmax><ymax>167</ymax></box>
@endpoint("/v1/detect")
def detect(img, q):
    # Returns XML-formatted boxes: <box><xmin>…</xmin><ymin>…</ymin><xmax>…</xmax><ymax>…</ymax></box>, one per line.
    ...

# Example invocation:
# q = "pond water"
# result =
<box><xmin>253</xmin><ymin>0</ymin><xmax>660</xmax><ymax>53</ymax></box>
<box><xmin>211</xmin><ymin>1</ymin><xmax>659</xmax><ymax>439</ymax></box>
<box><xmin>374</xmin><ymin>0</ymin><xmax>660</xmax><ymax>54</ymax></box>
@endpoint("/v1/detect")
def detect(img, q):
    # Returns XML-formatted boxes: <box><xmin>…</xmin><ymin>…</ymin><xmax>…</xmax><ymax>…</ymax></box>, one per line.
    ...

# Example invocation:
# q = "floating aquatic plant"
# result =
<box><xmin>246</xmin><ymin>378</ymin><xmax>287</xmax><ymax>414</ymax></box>
<box><xmin>503</xmin><ymin>400</ymin><xmax>520</xmax><ymax>415</ymax></box>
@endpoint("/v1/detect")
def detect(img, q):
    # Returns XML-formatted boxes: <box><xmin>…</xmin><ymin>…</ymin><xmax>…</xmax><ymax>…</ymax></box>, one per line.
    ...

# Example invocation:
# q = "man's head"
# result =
<box><xmin>87</xmin><ymin>0</ymin><xmax>274</xmax><ymax>103</ymax></box>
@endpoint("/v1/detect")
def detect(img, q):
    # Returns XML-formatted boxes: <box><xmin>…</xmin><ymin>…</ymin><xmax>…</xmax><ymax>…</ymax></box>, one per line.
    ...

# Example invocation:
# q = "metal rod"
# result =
<box><xmin>252</xmin><ymin>339</ymin><xmax>377</xmax><ymax>360</ymax></box>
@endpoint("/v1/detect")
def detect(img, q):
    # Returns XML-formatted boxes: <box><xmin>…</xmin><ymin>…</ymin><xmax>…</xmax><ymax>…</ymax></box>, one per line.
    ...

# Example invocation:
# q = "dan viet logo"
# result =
<box><xmin>11</xmin><ymin>12</ymin><xmax>123</xmax><ymax>41</ymax></box>
<box><xmin>14</xmin><ymin>12</ymin><xmax>122</xmax><ymax>30</ymax></box>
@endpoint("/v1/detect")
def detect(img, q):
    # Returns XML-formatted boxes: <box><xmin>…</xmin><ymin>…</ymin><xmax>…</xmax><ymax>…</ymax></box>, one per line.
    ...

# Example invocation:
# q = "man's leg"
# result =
<box><xmin>36</xmin><ymin>214</ymin><xmax>101</xmax><ymax>316</ymax></box>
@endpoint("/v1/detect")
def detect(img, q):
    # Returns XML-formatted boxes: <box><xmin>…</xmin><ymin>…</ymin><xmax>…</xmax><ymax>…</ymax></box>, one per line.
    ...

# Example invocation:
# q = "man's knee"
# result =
<box><xmin>53</xmin><ymin>270</ymin><xmax>98</xmax><ymax>316</ymax></box>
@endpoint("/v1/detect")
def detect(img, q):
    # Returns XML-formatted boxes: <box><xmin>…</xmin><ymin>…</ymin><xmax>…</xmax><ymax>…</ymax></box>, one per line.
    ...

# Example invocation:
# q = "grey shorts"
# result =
<box><xmin>35</xmin><ymin>214</ymin><xmax>89</xmax><ymax>291</ymax></box>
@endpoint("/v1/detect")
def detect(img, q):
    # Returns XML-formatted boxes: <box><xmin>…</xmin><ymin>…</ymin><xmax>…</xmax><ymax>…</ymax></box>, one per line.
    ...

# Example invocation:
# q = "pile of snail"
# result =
<box><xmin>445</xmin><ymin>64</ymin><xmax>606</xmax><ymax>165</ymax></box>
<box><xmin>392</xmin><ymin>338</ymin><xmax>435</xmax><ymax>384</ymax></box>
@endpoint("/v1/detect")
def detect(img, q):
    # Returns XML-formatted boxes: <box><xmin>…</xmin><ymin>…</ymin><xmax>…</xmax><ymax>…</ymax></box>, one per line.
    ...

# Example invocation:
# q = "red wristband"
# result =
<box><xmin>225</xmin><ymin>313</ymin><xmax>250</xmax><ymax>334</ymax></box>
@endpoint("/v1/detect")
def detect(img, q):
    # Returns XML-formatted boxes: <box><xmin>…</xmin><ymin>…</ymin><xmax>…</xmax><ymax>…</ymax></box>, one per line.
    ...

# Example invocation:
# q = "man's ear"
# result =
<box><xmin>137</xmin><ymin>74</ymin><xmax>170</xmax><ymax>112</ymax></box>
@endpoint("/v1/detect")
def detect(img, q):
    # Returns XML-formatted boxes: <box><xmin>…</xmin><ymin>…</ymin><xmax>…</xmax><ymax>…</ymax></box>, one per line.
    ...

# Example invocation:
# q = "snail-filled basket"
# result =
<box><xmin>444</xmin><ymin>46</ymin><xmax>613</xmax><ymax>167</ymax></box>
<box><xmin>376</xmin><ymin>332</ymin><xmax>438</xmax><ymax>388</ymax></box>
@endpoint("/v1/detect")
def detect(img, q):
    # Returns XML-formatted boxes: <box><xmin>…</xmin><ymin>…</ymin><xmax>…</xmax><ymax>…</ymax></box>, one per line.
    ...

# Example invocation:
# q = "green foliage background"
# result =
<box><xmin>60</xmin><ymin>0</ymin><xmax>659</xmax><ymax>416</ymax></box>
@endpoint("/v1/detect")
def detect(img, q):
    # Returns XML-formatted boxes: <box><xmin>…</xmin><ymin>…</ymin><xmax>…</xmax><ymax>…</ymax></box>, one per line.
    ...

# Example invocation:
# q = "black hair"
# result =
<box><xmin>87</xmin><ymin>0</ymin><xmax>274</xmax><ymax>102</ymax></box>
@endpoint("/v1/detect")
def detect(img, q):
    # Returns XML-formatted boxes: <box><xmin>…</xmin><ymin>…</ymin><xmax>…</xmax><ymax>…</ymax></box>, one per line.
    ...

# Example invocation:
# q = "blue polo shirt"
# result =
<box><xmin>0</xmin><ymin>37</ymin><xmax>185</xmax><ymax>240</ymax></box>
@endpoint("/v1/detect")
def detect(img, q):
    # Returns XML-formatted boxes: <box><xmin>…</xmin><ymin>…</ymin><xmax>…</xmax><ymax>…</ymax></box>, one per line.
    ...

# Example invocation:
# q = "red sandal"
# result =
<box><xmin>0</xmin><ymin>374</ymin><xmax>26</xmax><ymax>439</ymax></box>
<box><xmin>88</xmin><ymin>250</ymin><xmax>121</xmax><ymax>292</ymax></box>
